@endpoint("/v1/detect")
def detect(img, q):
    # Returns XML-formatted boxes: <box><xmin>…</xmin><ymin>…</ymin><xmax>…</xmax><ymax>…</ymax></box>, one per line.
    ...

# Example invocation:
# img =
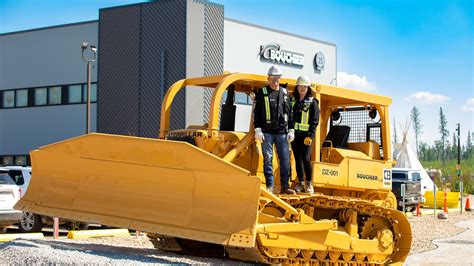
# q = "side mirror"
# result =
<box><xmin>331</xmin><ymin>111</ymin><xmax>341</xmax><ymax>121</ymax></box>
<box><xmin>369</xmin><ymin>108</ymin><xmax>377</xmax><ymax>119</ymax></box>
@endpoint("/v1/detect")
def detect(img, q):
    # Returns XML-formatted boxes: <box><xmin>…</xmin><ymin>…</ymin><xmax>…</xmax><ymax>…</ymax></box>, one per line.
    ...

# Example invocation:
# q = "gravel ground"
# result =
<box><xmin>408</xmin><ymin>211</ymin><xmax>474</xmax><ymax>254</ymax></box>
<box><xmin>405</xmin><ymin>219</ymin><xmax>474</xmax><ymax>265</ymax></box>
<box><xmin>1</xmin><ymin>212</ymin><xmax>473</xmax><ymax>264</ymax></box>
<box><xmin>0</xmin><ymin>235</ymin><xmax>246</xmax><ymax>265</ymax></box>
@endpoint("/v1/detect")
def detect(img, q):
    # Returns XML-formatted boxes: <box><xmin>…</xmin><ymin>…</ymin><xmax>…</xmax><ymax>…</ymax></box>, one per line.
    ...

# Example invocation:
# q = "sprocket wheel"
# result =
<box><xmin>361</xmin><ymin>216</ymin><xmax>392</xmax><ymax>239</ymax></box>
<box><xmin>361</xmin><ymin>216</ymin><xmax>393</xmax><ymax>264</ymax></box>
<box><xmin>378</xmin><ymin>228</ymin><xmax>394</xmax><ymax>249</ymax></box>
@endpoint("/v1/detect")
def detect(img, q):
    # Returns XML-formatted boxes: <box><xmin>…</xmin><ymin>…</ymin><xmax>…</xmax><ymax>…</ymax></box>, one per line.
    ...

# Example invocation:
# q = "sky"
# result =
<box><xmin>1</xmin><ymin>0</ymin><xmax>473</xmax><ymax>147</ymax></box>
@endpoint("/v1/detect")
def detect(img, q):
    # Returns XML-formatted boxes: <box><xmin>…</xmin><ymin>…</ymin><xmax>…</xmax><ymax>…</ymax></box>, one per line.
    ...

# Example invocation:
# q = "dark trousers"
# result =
<box><xmin>291</xmin><ymin>132</ymin><xmax>313</xmax><ymax>182</ymax></box>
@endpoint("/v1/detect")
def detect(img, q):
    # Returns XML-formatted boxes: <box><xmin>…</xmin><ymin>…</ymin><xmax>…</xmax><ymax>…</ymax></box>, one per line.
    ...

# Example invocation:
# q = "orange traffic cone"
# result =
<box><xmin>416</xmin><ymin>202</ymin><xmax>421</xmax><ymax>216</ymax></box>
<box><xmin>444</xmin><ymin>190</ymin><xmax>448</xmax><ymax>213</ymax></box>
<box><xmin>466</xmin><ymin>196</ymin><xmax>472</xmax><ymax>212</ymax></box>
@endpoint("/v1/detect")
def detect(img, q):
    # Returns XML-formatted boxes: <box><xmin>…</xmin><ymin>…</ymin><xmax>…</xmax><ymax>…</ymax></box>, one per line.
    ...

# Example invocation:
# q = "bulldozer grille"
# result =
<box><xmin>331</xmin><ymin>107</ymin><xmax>384</xmax><ymax>158</ymax></box>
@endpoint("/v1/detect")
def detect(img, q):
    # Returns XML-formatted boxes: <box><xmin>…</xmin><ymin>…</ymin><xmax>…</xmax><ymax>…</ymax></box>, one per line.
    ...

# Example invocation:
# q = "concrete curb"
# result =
<box><xmin>0</xmin><ymin>233</ymin><xmax>45</xmax><ymax>243</ymax></box>
<box><xmin>67</xmin><ymin>229</ymin><xmax>130</xmax><ymax>239</ymax></box>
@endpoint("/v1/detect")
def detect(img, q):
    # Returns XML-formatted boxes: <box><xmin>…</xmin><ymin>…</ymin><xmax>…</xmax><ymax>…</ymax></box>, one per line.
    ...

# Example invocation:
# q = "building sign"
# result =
<box><xmin>314</xmin><ymin>52</ymin><xmax>325</xmax><ymax>71</ymax></box>
<box><xmin>259</xmin><ymin>42</ymin><xmax>304</xmax><ymax>67</ymax></box>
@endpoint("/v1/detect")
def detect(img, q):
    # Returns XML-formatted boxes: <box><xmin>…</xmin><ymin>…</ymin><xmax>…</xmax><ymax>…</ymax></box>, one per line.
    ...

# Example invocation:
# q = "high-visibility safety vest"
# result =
<box><xmin>262</xmin><ymin>87</ymin><xmax>271</xmax><ymax>122</ymax></box>
<box><xmin>261</xmin><ymin>86</ymin><xmax>289</xmax><ymax>124</ymax></box>
<box><xmin>291</xmin><ymin>97</ymin><xmax>313</xmax><ymax>131</ymax></box>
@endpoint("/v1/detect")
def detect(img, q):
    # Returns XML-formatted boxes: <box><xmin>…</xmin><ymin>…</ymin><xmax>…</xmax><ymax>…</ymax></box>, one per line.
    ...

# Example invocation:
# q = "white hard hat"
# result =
<box><xmin>296</xmin><ymin>75</ymin><xmax>311</xmax><ymax>86</ymax></box>
<box><xmin>267</xmin><ymin>65</ymin><xmax>283</xmax><ymax>76</ymax></box>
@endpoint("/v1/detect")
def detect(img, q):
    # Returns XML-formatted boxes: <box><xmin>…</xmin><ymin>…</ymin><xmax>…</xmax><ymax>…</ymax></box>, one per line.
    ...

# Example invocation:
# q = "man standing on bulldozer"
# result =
<box><xmin>253</xmin><ymin>65</ymin><xmax>296</xmax><ymax>195</ymax></box>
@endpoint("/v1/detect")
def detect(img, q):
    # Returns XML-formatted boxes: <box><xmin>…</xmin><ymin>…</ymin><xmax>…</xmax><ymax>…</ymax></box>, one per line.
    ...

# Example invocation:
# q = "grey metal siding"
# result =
<box><xmin>0</xmin><ymin>22</ymin><xmax>98</xmax><ymax>89</ymax></box>
<box><xmin>186</xmin><ymin>0</ymin><xmax>205</xmax><ymax>126</ymax></box>
<box><xmin>0</xmin><ymin>22</ymin><xmax>98</xmax><ymax>156</ymax></box>
<box><xmin>141</xmin><ymin>0</ymin><xmax>187</xmax><ymax>136</ymax></box>
<box><xmin>97</xmin><ymin>6</ymin><xmax>141</xmax><ymax>135</ymax></box>
<box><xmin>0</xmin><ymin>105</ymin><xmax>97</xmax><ymax>155</ymax></box>
<box><xmin>98</xmin><ymin>0</ymin><xmax>187</xmax><ymax>137</ymax></box>
<box><xmin>204</xmin><ymin>4</ymin><xmax>224</xmax><ymax>76</ymax></box>
<box><xmin>203</xmin><ymin>3</ymin><xmax>224</xmax><ymax>122</ymax></box>
<box><xmin>185</xmin><ymin>1</ymin><xmax>224</xmax><ymax>126</ymax></box>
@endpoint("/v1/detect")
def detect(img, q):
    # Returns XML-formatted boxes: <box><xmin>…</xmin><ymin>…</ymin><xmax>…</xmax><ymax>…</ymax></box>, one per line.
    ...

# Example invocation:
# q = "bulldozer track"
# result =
<box><xmin>257</xmin><ymin>193</ymin><xmax>411</xmax><ymax>265</ymax></box>
<box><xmin>147</xmin><ymin>193</ymin><xmax>411</xmax><ymax>265</ymax></box>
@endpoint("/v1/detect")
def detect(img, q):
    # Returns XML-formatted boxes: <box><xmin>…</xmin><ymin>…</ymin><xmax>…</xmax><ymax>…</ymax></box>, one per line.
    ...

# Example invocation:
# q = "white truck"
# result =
<box><xmin>392</xmin><ymin>168</ymin><xmax>424</xmax><ymax>212</ymax></box>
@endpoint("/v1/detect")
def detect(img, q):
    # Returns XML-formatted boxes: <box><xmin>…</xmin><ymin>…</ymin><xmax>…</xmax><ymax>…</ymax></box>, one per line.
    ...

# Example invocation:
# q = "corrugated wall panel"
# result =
<box><xmin>204</xmin><ymin>4</ymin><xmax>224</xmax><ymax>76</ymax></box>
<box><xmin>185</xmin><ymin>1</ymin><xmax>223</xmax><ymax>125</ymax></box>
<box><xmin>186</xmin><ymin>1</ymin><xmax>205</xmax><ymax>126</ymax></box>
<box><xmin>98</xmin><ymin>0</ymin><xmax>222</xmax><ymax>137</ymax></box>
<box><xmin>97</xmin><ymin>6</ymin><xmax>141</xmax><ymax>135</ymax></box>
<box><xmin>203</xmin><ymin>3</ymin><xmax>224</xmax><ymax>122</ymax></box>
<box><xmin>141</xmin><ymin>0</ymin><xmax>187</xmax><ymax>136</ymax></box>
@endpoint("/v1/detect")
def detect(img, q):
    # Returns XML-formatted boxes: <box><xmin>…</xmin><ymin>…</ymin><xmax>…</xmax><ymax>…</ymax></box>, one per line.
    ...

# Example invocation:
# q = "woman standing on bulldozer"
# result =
<box><xmin>291</xmin><ymin>75</ymin><xmax>320</xmax><ymax>194</ymax></box>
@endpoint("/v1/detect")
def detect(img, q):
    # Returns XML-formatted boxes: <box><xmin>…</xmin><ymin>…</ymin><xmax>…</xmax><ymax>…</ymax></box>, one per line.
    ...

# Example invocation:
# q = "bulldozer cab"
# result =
<box><xmin>160</xmin><ymin>73</ymin><xmax>393</xmax><ymax>192</ymax></box>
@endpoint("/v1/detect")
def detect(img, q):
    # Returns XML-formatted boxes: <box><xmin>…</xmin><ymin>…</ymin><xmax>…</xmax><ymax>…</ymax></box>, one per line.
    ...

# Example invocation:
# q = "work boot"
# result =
<box><xmin>305</xmin><ymin>181</ymin><xmax>314</xmax><ymax>194</ymax></box>
<box><xmin>280</xmin><ymin>187</ymin><xmax>296</xmax><ymax>195</ymax></box>
<box><xmin>294</xmin><ymin>181</ymin><xmax>305</xmax><ymax>193</ymax></box>
<box><xmin>266</xmin><ymin>186</ymin><xmax>274</xmax><ymax>194</ymax></box>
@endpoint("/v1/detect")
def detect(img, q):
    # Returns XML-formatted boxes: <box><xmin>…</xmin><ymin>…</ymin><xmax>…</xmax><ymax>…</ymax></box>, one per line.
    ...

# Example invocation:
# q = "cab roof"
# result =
<box><xmin>183</xmin><ymin>73</ymin><xmax>392</xmax><ymax>107</ymax></box>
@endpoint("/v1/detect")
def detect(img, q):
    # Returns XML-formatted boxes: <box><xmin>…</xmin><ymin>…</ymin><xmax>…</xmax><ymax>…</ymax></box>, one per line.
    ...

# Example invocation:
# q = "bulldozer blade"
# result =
<box><xmin>15</xmin><ymin>133</ymin><xmax>261</xmax><ymax>246</ymax></box>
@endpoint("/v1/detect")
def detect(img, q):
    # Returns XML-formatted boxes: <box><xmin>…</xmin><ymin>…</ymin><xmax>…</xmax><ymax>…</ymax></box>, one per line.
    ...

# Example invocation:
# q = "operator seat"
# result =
<box><xmin>323</xmin><ymin>125</ymin><xmax>351</xmax><ymax>148</ymax></box>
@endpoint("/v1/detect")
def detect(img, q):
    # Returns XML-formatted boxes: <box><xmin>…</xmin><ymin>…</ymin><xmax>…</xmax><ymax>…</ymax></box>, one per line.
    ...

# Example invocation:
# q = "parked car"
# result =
<box><xmin>392</xmin><ymin>168</ymin><xmax>424</xmax><ymax>212</ymax></box>
<box><xmin>3</xmin><ymin>166</ymin><xmax>31</xmax><ymax>196</ymax></box>
<box><xmin>0</xmin><ymin>167</ymin><xmax>22</xmax><ymax>233</ymax></box>
<box><xmin>4</xmin><ymin>166</ymin><xmax>89</xmax><ymax>233</ymax></box>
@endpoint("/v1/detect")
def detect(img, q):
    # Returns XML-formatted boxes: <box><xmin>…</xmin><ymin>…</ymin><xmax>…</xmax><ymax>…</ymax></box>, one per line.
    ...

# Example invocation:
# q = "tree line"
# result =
<box><xmin>403</xmin><ymin>106</ymin><xmax>473</xmax><ymax>194</ymax></box>
<box><xmin>408</xmin><ymin>106</ymin><xmax>473</xmax><ymax>163</ymax></box>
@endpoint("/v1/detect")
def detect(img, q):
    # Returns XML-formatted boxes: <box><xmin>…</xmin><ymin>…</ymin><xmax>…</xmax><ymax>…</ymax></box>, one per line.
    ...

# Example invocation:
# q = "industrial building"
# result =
<box><xmin>0</xmin><ymin>0</ymin><xmax>336</xmax><ymax>166</ymax></box>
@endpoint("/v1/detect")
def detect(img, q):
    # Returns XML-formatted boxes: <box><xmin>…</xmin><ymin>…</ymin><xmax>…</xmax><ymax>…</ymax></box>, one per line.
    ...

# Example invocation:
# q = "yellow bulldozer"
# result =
<box><xmin>16</xmin><ymin>73</ymin><xmax>411</xmax><ymax>265</ymax></box>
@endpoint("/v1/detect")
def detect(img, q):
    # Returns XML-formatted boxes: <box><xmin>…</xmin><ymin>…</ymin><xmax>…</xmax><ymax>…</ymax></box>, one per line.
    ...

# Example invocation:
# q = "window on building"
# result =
<box><xmin>48</xmin><ymin>86</ymin><xmax>62</xmax><ymax>105</ymax></box>
<box><xmin>35</xmin><ymin>88</ymin><xmax>47</xmax><ymax>106</ymax></box>
<box><xmin>3</xmin><ymin>91</ymin><xmax>15</xmax><ymax>108</ymax></box>
<box><xmin>235</xmin><ymin>92</ymin><xmax>249</xmax><ymax>104</ymax></box>
<box><xmin>82</xmin><ymin>83</ymin><xmax>97</xmax><ymax>103</ymax></box>
<box><xmin>15</xmin><ymin>89</ymin><xmax>28</xmax><ymax>107</ymax></box>
<box><xmin>14</xmin><ymin>155</ymin><xmax>27</xmax><ymax>166</ymax></box>
<box><xmin>1</xmin><ymin>156</ymin><xmax>13</xmax><ymax>166</ymax></box>
<box><xmin>68</xmin><ymin>85</ymin><xmax>82</xmax><ymax>103</ymax></box>
<box><xmin>2</xmin><ymin>82</ymin><xmax>98</xmax><ymax>109</ymax></box>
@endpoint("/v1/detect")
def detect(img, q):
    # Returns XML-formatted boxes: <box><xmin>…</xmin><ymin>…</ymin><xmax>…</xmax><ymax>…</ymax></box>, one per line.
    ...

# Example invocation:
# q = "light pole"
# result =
<box><xmin>456</xmin><ymin>123</ymin><xmax>461</xmax><ymax>175</ymax></box>
<box><xmin>456</xmin><ymin>123</ymin><xmax>462</xmax><ymax>213</ymax></box>
<box><xmin>81</xmin><ymin>42</ymin><xmax>97</xmax><ymax>134</ymax></box>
